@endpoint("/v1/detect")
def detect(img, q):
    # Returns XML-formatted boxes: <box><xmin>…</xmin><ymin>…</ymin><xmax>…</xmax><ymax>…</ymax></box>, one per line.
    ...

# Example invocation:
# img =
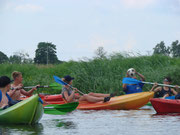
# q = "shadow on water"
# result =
<box><xmin>0</xmin><ymin>123</ymin><xmax>43</xmax><ymax>135</ymax></box>
<box><xmin>53</xmin><ymin>119</ymin><xmax>76</xmax><ymax>129</ymax></box>
<box><xmin>152</xmin><ymin>113</ymin><xmax>180</xmax><ymax>117</ymax></box>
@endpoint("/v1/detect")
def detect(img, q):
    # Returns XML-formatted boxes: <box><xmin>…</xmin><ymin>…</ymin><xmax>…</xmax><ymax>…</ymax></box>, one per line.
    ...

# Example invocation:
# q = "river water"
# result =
<box><xmin>0</xmin><ymin>106</ymin><xmax>180</xmax><ymax>135</ymax></box>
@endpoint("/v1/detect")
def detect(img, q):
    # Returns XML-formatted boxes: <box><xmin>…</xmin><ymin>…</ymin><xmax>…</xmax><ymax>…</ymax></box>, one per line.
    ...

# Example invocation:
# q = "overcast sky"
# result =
<box><xmin>0</xmin><ymin>0</ymin><xmax>180</xmax><ymax>61</ymax></box>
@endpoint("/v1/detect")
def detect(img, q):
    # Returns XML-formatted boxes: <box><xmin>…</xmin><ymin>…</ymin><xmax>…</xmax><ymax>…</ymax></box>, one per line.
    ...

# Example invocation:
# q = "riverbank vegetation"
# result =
<box><xmin>1</xmin><ymin>54</ymin><xmax>180</xmax><ymax>95</ymax></box>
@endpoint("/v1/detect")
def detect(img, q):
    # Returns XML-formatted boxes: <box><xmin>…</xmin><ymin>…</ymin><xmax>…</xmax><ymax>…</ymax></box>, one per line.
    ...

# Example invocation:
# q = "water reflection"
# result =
<box><xmin>152</xmin><ymin>113</ymin><xmax>180</xmax><ymax>117</ymax></box>
<box><xmin>53</xmin><ymin>119</ymin><xmax>76</xmax><ymax>129</ymax></box>
<box><xmin>0</xmin><ymin>123</ymin><xmax>43</xmax><ymax>135</ymax></box>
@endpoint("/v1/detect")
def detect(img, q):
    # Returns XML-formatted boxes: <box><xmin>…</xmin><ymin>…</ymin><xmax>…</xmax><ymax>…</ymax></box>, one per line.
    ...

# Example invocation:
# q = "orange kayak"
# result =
<box><xmin>44</xmin><ymin>92</ymin><xmax>154</xmax><ymax>110</ymax></box>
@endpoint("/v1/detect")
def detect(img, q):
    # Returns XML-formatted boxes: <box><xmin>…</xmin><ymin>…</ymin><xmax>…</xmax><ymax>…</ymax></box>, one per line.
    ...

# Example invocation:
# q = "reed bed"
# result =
<box><xmin>0</xmin><ymin>54</ymin><xmax>180</xmax><ymax>94</ymax></box>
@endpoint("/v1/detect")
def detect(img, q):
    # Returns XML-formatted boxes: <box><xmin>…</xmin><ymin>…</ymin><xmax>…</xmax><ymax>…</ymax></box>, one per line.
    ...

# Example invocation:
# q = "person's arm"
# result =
<box><xmin>135</xmin><ymin>71</ymin><xmax>145</xmax><ymax>81</ymax></box>
<box><xmin>8</xmin><ymin>87</ymin><xmax>21</xmax><ymax>97</ymax></box>
<box><xmin>150</xmin><ymin>83</ymin><xmax>161</xmax><ymax>92</ymax></box>
<box><xmin>171</xmin><ymin>88</ymin><xmax>178</xmax><ymax>95</ymax></box>
<box><xmin>8</xmin><ymin>90</ymin><xmax>16</xmax><ymax>97</ymax></box>
<box><xmin>64</xmin><ymin>90</ymin><xmax>75</xmax><ymax>103</ymax></box>
<box><xmin>162</xmin><ymin>94</ymin><xmax>169</xmax><ymax>99</ymax></box>
<box><xmin>20</xmin><ymin>87</ymin><xmax>37</xmax><ymax>96</ymax></box>
<box><xmin>122</xmin><ymin>84</ymin><xmax>127</xmax><ymax>92</ymax></box>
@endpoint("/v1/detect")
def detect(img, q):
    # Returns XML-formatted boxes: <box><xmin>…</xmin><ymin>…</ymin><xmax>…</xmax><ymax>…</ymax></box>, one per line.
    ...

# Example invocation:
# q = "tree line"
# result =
<box><xmin>0</xmin><ymin>40</ymin><xmax>180</xmax><ymax>64</ymax></box>
<box><xmin>153</xmin><ymin>40</ymin><xmax>180</xmax><ymax>57</ymax></box>
<box><xmin>0</xmin><ymin>42</ymin><xmax>62</xmax><ymax>64</ymax></box>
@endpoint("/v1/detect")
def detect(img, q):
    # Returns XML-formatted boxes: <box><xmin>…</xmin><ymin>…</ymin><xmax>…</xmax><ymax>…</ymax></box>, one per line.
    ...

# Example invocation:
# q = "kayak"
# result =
<box><xmin>0</xmin><ymin>94</ymin><xmax>43</xmax><ymax>124</ymax></box>
<box><xmin>150</xmin><ymin>98</ymin><xmax>180</xmax><ymax>113</ymax></box>
<box><xmin>44</xmin><ymin>102</ymin><xmax>79</xmax><ymax>115</ymax></box>
<box><xmin>39</xmin><ymin>94</ymin><xmax>64</xmax><ymax>101</ymax></box>
<box><xmin>38</xmin><ymin>93</ymin><xmax>79</xmax><ymax>102</ymax></box>
<box><xmin>77</xmin><ymin>92</ymin><xmax>154</xmax><ymax>110</ymax></box>
<box><xmin>46</xmin><ymin>92</ymin><xmax>154</xmax><ymax>110</ymax></box>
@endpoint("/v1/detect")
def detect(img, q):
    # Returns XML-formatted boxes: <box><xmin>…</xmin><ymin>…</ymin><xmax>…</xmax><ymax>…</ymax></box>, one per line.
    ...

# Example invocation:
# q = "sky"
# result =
<box><xmin>0</xmin><ymin>0</ymin><xmax>180</xmax><ymax>61</ymax></box>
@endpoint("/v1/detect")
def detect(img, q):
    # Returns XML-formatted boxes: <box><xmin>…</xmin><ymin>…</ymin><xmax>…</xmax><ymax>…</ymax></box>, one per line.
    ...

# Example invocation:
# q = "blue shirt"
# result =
<box><xmin>124</xmin><ymin>83</ymin><xmax>144</xmax><ymax>94</ymax></box>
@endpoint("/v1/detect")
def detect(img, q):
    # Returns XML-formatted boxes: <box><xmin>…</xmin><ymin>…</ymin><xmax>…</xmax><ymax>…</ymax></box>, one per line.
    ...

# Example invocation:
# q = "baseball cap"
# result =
<box><xmin>63</xmin><ymin>75</ymin><xmax>74</xmax><ymax>82</ymax></box>
<box><xmin>0</xmin><ymin>76</ymin><xmax>13</xmax><ymax>88</ymax></box>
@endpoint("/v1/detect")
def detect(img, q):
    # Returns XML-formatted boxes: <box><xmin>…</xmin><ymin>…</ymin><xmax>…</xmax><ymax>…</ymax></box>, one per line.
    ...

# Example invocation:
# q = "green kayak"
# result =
<box><xmin>0</xmin><ymin>94</ymin><xmax>43</xmax><ymax>124</ymax></box>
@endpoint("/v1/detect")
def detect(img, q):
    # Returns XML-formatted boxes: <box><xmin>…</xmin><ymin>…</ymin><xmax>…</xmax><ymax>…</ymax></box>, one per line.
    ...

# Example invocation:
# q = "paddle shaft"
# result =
<box><xmin>123</xmin><ymin>78</ymin><xmax>180</xmax><ymax>88</ymax></box>
<box><xmin>24</xmin><ymin>86</ymin><xmax>49</xmax><ymax>89</ymax></box>
<box><xmin>11</xmin><ymin>85</ymin><xmax>50</xmax><ymax>90</ymax></box>
<box><xmin>53</xmin><ymin>75</ymin><xmax>85</xmax><ymax>95</ymax></box>
<box><xmin>67</xmin><ymin>84</ymin><xmax>85</xmax><ymax>95</ymax></box>
<box><xmin>142</xmin><ymin>81</ymin><xmax>180</xmax><ymax>88</ymax></box>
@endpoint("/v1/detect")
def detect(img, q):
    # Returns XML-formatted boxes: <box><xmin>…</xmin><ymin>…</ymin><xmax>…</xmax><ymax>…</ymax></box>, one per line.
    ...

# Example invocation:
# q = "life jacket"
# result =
<box><xmin>124</xmin><ymin>83</ymin><xmax>144</xmax><ymax>94</ymax></box>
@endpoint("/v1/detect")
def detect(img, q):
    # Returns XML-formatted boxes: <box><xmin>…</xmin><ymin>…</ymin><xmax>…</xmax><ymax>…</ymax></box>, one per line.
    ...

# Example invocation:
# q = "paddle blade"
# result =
<box><xmin>45</xmin><ymin>102</ymin><xmax>79</xmax><ymax>113</ymax></box>
<box><xmin>53</xmin><ymin>76</ymin><xmax>67</xmax><ymax>86</ymax></box>
<box><xmin>44</xmin><ymin>102</ymin><xmax>78</xmax><ymax>115</ymax></box>
<box><xmin>122</xmin><ymin>77</ymin><xmax>142</xmax><ymax>84</ymax></box>
<box><xmin>49</xmin><ymin>82</ymin><xmax>62</xmax><ymax>90</ymax></box>
<box><xmin>44</xmin><ymin>107</ymin><xmax>67</xmax><ymax>115</ymax></box>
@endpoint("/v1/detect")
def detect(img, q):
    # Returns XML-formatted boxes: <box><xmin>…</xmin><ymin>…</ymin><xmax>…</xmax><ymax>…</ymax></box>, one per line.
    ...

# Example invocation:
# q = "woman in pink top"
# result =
<box><xmin>8</xmin><ymin>71</ymin><xmax>39</xmax><ymax>101</ymax></box>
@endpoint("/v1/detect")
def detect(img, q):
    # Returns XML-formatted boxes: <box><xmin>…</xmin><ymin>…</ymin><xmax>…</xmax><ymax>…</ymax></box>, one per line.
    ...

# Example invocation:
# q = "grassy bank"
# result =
<box><xmin>1</xmin><ymin>54</ymin><xmax>180</xmax><ymax>94</ymax></box>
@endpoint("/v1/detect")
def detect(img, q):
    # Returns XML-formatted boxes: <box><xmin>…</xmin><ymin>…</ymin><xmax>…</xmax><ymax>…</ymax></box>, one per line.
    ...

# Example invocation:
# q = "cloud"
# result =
<box><xmin>14</xmin><ymin>4</ymin><xmax>43</xmax><ymax>12</ymax></box>
<box><xmin>121</xmin><ymin>0</ymin><xmax>156</xmax><ymax>8</ymax></box>
<box><xmin>2</xmin><ymin>2</ymin><xmax>44</xmax><ymax>13</ymax></box>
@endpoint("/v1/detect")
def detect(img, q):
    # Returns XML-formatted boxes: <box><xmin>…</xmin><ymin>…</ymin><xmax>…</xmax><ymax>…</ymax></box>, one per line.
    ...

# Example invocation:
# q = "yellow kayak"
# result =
<box><xmin>77</xmin><ymin>92</ymin><xmax>154</xmax><ymax>110</ymax></box>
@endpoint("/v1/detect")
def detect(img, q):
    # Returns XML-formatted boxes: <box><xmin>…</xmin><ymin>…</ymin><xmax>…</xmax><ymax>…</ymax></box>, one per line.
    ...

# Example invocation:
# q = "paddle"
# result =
<box><xmin>122</xmin><ymin>77</ymin><xmax>180</xmax><ymax>88</ymax></box>
<box><xmin>53</xmin><ymin>75</ymin><xmax>85</xmax><ymax>95</ymax></box>
<box><xmin>44</xmin><ymin>102</ymin><xmax>79</xmax><ymax>115</ymax></box>
<box><xmin>11</xmin><ymin>82</ymin><xmax>62</xmax><ymax>91</ymax></box>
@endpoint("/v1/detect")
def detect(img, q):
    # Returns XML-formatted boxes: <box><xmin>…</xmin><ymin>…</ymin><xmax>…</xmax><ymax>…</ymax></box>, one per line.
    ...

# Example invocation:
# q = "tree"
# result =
<box><xmin>94</xmin><ymin>46</ymin><xmax>107</xmax><ymax>59</ymax></box>
<box><xmin>9</xmin><ymin>51</ymin><xmax>33</xmax><ymax>64</ymax></box>
<box><xmin>34</xmin><ymin>42</ymin><xmax>60</xmax><ymax>64</ymax></box>
<box><xmin>0</xmin><ymin>51</ymin><xmax>9</xmax><ymax>64</ymax></box>
<box><xmin>153</xmin><ymin>41</ymin><xmax>170</xmax><ymax>56</ymax></box>
<box><xmin>9</xmin><ymin>55</ymin><xmax>21</xmax><ymax>64</ymax></box>
<box><xmin>170</xmin><ymin>40</ymin><xmax>180</xmax><ymax>57</ymax></box>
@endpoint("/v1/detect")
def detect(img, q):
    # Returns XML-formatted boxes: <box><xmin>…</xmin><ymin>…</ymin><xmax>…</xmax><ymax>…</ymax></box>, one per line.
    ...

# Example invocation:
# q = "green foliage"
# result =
<box><xmin>153</xmin><ymin>40</ymin><xmax>180</xmax><ymax>58</ymax></box>
<box><xmin>34</xmin><ymin>42</ymin><xmax>60</xmax><ymax>64</ymax></box>
<box><xmin>9</xmin><ymin>55</ymin><xmax>21</xmax><ymax>64</ymax></box>
<box><xmin>153</xmin><ymin>41</ymin><xmax>170</xmax><ymax>56</ymax></box>
<box><xmin>0</xmin><ymin>54</ymin><xmax>180</xmax><ymax>95</ymax></box>
<box><xmin>170</xmin><ymin>40</ymin><xmax>180</xmax><ymax>57</ymax></box>
<box><xmin>0</xmin><ymin>51</ymin><xmax>9</xmax><ymax>64</ymax></box>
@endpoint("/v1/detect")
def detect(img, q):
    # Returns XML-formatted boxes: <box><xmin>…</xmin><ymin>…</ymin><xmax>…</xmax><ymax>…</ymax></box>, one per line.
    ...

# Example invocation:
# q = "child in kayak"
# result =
<box><xmin>61</xmin><ymin>75</ymin><xmax>114</xmax><ymax>103</ymax></box>
<box><xmin>123</xmin><ymin>68</ymin><xmax>145</xmax><ymax>94</ymax></box>
<box><xmin>150</xmin><ymin>77</ymin><xmax>178</xmax><ymax>99</ymax></box>
<box><xmin>8</xmin><ymin>71</ymin><xmax>39</xmax><ymax>101</ymax></box>
<box><xmin>0</xmin><ymin>76</ymin><xmax>13</xmax><ymax>109</ymax></box>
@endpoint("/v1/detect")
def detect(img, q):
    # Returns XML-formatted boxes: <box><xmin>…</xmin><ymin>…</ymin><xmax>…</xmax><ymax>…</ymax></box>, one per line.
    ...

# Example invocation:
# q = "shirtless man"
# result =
<box><xmin>8</xmin><ymin>71</ymin><xmax>38</xmax><ymax>101</ymax></box>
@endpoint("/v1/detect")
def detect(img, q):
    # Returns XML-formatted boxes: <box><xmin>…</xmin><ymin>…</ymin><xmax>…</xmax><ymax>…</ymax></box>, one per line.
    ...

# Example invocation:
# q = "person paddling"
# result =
<box><xmin>8</xmin><ymin>71</ymin><xmax>39</xmax><ymax>101</ymax></box>
<box><xmin>61</xmin><ymin>75</ymin><xmax>114</xmax><ymax>103</ymax></box>
<box><xmin>0</xmin><ymin>76</ymin><xmax>13</xmax><ymax>109</ymax></box>
<box><xmin>123</xmin><ymin>68</ymin><xmax>145</xmax><ymax>94</ymax></box>
<box><xmin>150</xmin><ymin>77</ymin><xmax>178</xmax><ymax>99</ymax></box>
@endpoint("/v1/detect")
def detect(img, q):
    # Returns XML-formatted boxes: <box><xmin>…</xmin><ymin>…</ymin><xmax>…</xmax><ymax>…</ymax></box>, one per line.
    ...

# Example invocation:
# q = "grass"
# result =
<box><xmin>1</xmin><ymin>54</ymin><xmax>180</xmax><ymax>94</ymax></box>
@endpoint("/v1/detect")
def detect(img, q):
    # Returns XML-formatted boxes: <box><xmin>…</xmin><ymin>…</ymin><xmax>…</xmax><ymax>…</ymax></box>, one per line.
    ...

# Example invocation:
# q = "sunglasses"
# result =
<box><xmin>163</xmin><ymin>79</ymin><xmax>170</xmax><ymax>82</ymax></box>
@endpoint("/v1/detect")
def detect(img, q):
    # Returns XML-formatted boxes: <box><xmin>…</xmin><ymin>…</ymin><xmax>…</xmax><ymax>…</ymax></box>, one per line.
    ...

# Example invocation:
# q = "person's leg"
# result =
<box><xmin>79</xmin><ymin>94</ymin><xmax>111</xmax><ymax>103</ymax></box>
<box><xmin>88</xmin><ymin>92</ymin><xmax>110</xmax><ymax>97</ymax></box>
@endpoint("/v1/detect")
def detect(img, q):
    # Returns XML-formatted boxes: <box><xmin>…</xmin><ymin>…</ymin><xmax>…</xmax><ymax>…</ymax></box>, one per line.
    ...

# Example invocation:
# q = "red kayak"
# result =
<box><xmin>21</xmin><ymin>93</ymin><xmax>80</xmax><ymax>102</ymax></box>
<box><xmin>39</xmin><ymin>94</ymin><xmax>64</xmax><ymax>101</ymax></box>
<box><xmin>150</xmin><ymin>98</ymin><xmax>180</xmax><ymax>113</ymax></box>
